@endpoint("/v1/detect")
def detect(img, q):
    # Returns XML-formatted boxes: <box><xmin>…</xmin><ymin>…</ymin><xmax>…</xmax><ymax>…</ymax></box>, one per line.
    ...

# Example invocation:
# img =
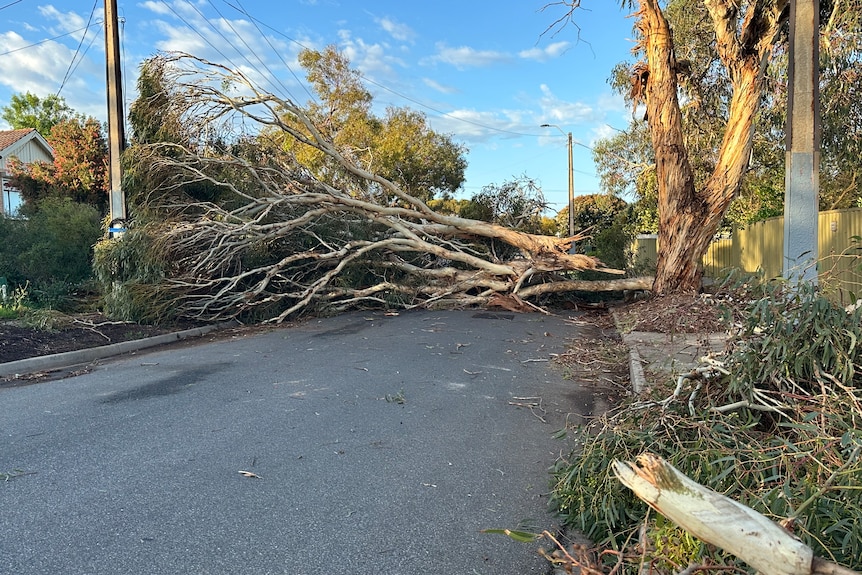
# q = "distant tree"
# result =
<box><xmin>8</xmin><ymin>116</ymin><xmax>109</xmax><ymax>213</ymax></box>
<box><xmin>461</xmin><ymin>175</ymin><xmax>548</xmax><ymax>234</ymax></box>
<box><xmin>1</xmin><ymin>92</ymin><xmax>74</xmax><ymax>137</ymax></box>
<box><xmin>556</xmin><ymin>194</ymin><xmax>628</xmax><ymax>237</ymax></box>
<box><xmin>278</xmin><ymin>46</ymin><xmax>467</xmax><ymax>202</ymax></box>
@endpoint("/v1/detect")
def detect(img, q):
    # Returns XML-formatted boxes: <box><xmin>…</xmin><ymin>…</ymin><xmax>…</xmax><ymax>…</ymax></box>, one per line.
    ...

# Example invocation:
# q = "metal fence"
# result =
<box><xmin>633</xmin><ymin>208</ymin><xmax>862</xmax><ymax>302</ymax></box>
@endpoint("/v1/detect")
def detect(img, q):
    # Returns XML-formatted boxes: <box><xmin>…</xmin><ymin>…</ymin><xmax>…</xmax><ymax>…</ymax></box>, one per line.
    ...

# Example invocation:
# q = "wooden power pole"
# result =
<box><xmin>784</xmin><ymin>0</ymin><xmax>820</xmax><ymax>283</ymax></box>
<box><xmin>104</xmin><ymin>0</ymin><xmax>127</xmax><ymax>236</ymax></box>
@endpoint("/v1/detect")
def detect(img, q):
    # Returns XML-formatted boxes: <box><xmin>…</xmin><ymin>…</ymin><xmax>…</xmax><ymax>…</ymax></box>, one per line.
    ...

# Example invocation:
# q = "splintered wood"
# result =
<box><xmin>613</xmin><ymin>453</ymin><xmax>860</xmax><ymax>575</ymax></box>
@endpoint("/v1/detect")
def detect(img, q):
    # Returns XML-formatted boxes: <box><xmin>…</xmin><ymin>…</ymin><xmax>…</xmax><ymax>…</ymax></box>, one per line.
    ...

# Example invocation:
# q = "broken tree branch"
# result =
<box><xmin>612</xmin><ymin>453</ymin><xmax>860</xmax><ymax>575</ymax></box>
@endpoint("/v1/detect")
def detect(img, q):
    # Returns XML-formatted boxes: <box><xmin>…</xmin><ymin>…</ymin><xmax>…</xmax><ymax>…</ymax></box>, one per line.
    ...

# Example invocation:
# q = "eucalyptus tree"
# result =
<box><xmin>554</xmin><ymin>0</ymin><xmax>789</xmax><ymax>293</ymax></box>
<box><xmin>100</xmin><ymin>52</ymin><xmax>636</xmax><ymax>324</ymax></box>
<box><xmin>277</xmin><ymin>46</ymin><xmax>467</xmax><ymax>203</ymax></box>
<box><xmin>578</xmin><ymin>0</ymin><xmax>862</xmax><ymax>292</ymax></box>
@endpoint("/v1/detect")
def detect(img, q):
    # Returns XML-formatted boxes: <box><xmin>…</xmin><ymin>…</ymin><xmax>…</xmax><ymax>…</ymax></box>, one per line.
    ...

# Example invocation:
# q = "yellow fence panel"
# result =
<box><xmin>631</xmin><ymin>208</ymin><xmax>862</xmax><ymax>301</ymax></box>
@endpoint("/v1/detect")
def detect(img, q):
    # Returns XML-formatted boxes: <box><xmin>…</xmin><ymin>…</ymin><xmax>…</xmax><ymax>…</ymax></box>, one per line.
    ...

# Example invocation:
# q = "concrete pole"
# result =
<box><xmin>783</xmin><ymin>0</ymin><xmax>820</xmax><ymax>284</ymax></box>
<box><xmin>105</xmin><ymin>0</ymin><xmax>127</xmax><ymax>236</ymax></box>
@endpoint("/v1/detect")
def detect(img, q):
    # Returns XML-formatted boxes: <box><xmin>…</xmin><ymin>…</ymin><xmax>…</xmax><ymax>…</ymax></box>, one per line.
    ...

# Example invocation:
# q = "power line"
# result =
<box><xmin>0</xmin><ymin>0</ymin><xmax>23</xmax><ymax>11</ymax></box>
<box><xmin>0</xmin><ymin>22</ymin><xmax>103</xmax><ymax>57</ymax></box>
<box><xmin>157</xmin><ymin>0</ymin><xmax>238</xmax><ymax>72</ymax></box>
<box><xmin>57</xmin><ymin>0</ymin><xmax>99</xmax><ymax>97</ymax></box>
<box><xmin>223</xmin><ymin>0</ymin><xmax>315</xmax><ymax>102</ymax></box>
<box><xmin>211</xmin><ymin>6</ymin><xmax>550</xmax><ymax>140</ymax></box>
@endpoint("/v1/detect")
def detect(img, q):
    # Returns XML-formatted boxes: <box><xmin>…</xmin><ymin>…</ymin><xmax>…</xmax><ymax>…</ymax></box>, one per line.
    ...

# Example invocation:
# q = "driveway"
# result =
<box><xmin>0</xmin><ymin>309</ymin><xmax>606</xmax><ymax>574</ymax></box>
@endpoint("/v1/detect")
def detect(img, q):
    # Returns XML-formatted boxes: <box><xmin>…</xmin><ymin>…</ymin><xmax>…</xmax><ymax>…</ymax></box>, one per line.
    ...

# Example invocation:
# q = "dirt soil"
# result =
<box><xmin>0</xmin><ymin>313</ymin><xmax>202</xmax><ymax>364</ymax></box>
<box><xmin>610</xmin><ymin>292</ymin><xmax>728</xmax><ymax>334</ymax></box>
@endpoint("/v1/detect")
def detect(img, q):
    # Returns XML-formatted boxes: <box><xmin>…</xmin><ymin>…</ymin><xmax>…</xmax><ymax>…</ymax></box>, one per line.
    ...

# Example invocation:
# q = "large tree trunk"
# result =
<box><xmin>637</xmin><ymin>0</ymin><xmax>704</xmax><ymax>294</ymax></box>
<box><xmin>637</xmin><ymin>0</ymin><xmax>787</xmax><ymax>294</ymax></box>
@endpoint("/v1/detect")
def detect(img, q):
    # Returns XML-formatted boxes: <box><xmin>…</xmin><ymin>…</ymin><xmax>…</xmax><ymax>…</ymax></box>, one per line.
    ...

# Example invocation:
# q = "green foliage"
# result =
<box><xmin>1</xmin><ymin>92</ymin><xmax>74</xmax><ymax>137</ymax></box>
<box><xmin>8</xmin><ymin>116</ymin><xmax>109</xmax><ymax>212</ymax></box>
<box><xmin>127</xmin><ymin>57</ymin><xmax>189</xmax><ymax>146</ymax></box>
<box><xmin>279</xmin><ymin>46</ymin><xmax>467</xmax><ymax>201</ymax></box>
<box><xmin>92</xmin><ymin>227</ymin><xmax>170</xmax><ymax>322</ymax></box>
<box><xmin>17</xmin><ymin>198</ymin><xmax>102</xmax><ymax>285</ymax></box>
<box><xmin>0</xmin><ymin>199</ymin><xmax>101</xmax><ymax>310</ymax></box>
<box><xmin>552</xmin><ymin>278</ymin><xmax>862</xmax><ymax>571</ymax></box>
<box><xmin>371</xmin><ymin>107</ymin><xmax>467</xmax><ymax>202</ymax></box>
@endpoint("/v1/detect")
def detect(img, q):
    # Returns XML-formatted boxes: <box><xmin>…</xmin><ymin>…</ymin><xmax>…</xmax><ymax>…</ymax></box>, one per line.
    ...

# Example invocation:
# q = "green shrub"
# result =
<box><xmin>551</xmin><ymin>278</ymin><xmax>862</xmax><ymax>572</ymax></box>
<box><xmin>0</xmin><ymin>198</ymin><xmax>101</xmax><ymax>309</ymax></box>
<box><xmin>17</xmin><ymin>198</ymin><xmax>102</xmax><ymax>285</ymax></box>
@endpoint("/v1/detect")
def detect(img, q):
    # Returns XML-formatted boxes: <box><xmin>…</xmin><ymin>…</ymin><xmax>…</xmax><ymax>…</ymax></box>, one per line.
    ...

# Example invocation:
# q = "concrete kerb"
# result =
<box><xmin>0</xmin><ymin>324</ymin><xmax>221</xmax><ymax>380</ymax></box>
<box><xmin>627</xmin><ymin>343</ymin><xmax>648</xmax><ymax>395</ymax></box>
<box><xmin>611</xmin><ymin>309</ymin><xmax>727</xmax><ymax>395</ymax></box>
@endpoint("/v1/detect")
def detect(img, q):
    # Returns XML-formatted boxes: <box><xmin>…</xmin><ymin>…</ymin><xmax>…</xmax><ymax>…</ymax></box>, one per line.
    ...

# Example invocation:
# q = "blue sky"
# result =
<box><xmin>0</xmin><ymin>1</ymin><xmax>638</xmax><ymax>214</ymax></box>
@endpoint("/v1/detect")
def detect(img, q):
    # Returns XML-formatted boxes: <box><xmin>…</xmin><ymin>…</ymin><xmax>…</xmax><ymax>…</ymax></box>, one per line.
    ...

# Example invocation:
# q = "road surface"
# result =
<box><xmin>0</xmin><ymin>309</ymin><xmax>607</xmax><ymax>574</ymax></box>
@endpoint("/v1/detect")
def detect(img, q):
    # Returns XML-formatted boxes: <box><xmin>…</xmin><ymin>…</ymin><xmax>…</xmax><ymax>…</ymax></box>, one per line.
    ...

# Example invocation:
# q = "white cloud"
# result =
<box><xmin>427</xmin><ymin>43</ymin><xmax>510</xmax><ymax>70</ymax></box>
<box><xmin>518</xmin><ymin>41</ymin><xmax>570</xmax><ymax>62</ymax></box>
<box><xmin>430</xmin><ymin>108</ymin><xmax>531</xmax><ymax>144</ymax></box>
<box><xmin>0</xmin><ymin>30</ymin><xmax>103</xmax><ymax>120</ymax></box>
<box><xmin>139</xmin><ymin>1</ymin><xmax>173</xmax><ymax>17</ymax></box>
<box><xmin>422</xmin><ymin>77</ymin><xmax>458</xmax><ymax>95</ymax></box>
<box><xmin>538</xmin><ymin>83</ymin><xmax>596</xmax><ymax>125</ymax></box>
<box><xmin>336</xmin><ymin>29</ymin><xmax>404</xmax><ymax>80</ymax></box>
<box><xmin>376</xmin><ymin>17</ymin><xmax>415</xmax><ymax>43</ymax></box>
<box><xmin>37</xmin><ymin>5</ymin><xmax>88</xmax><ymax>36</ymax></box>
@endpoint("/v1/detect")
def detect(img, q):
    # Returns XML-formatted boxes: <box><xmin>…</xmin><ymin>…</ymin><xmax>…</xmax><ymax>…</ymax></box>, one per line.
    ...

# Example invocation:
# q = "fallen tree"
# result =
<box><xmin>99</xmin><ymin>53</ymin><xmax>645</xmax><ymax>324</ymax></box>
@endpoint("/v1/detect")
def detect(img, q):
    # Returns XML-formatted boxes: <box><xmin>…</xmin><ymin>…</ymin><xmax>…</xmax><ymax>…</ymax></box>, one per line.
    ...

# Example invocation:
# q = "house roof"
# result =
<box><xmin>0</xmin><ymin>128</ymin><xmax>53</xmax><ymax>158</ymax></box>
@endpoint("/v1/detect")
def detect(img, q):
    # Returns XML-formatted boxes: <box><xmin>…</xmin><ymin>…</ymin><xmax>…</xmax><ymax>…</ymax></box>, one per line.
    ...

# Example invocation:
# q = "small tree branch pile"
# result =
<box><xmin>550</xmin><ymin>279</ymin><xmax>862</xmax><ymax>573</ymax></box>
<box><xmin>116</xmin><ymin>53</ymin><xmax>642</xmax><ymax>323</ymax></box>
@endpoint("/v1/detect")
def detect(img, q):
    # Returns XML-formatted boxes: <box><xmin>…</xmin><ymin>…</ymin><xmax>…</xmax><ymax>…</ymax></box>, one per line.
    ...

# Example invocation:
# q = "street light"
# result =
<box><xmin>540</xmin><ymin>124</ymin><xmax>575</xmax><ymax>238</ymax></box>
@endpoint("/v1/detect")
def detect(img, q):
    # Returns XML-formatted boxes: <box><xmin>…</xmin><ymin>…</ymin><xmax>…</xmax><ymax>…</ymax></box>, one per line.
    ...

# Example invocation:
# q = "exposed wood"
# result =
<box><xmin>613</xmin><ymin>453</ymin><xmax>860</xmax><ymax>575</ymax></box>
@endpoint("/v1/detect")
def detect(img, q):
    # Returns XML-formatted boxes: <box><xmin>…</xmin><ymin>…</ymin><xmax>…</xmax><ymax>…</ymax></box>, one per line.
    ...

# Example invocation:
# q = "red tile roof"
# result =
<box><xmin>0</xmin><ymin>128</ymin><xmax>37</xmax><ymax>152</ymax></box>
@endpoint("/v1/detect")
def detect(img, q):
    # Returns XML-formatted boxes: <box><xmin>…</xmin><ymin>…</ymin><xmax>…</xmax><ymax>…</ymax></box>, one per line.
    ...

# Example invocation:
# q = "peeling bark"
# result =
<box><xmin>634</xmin><ymin>0</ymin><xmax>787</xmax><ymax>294</ymax></box>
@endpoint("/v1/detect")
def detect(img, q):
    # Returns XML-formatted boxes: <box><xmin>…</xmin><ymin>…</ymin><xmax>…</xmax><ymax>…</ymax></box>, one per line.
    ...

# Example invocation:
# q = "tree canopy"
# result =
<box><xmin>8</xmin><ymin>116</ymin><xmax>109</xmax><ymax>214</ymax></box>
<box><xmin>1</xmin><ymin>92</ymin><xmax>75</xmax><ymax>137</ymax></box>
<box><xmin>593</xmin><ymin>0</ymin><xmax>862</xmax><ymax>230</ymax></box>
<box><xmin>550</xmin><ymin>0</ymin><xmax>790</xmax><ymax>293</ymax></box>
<box><xmin>276</xmin><ymin>46</ymin><xmax>468</xmax><ymax>203</ymax></box>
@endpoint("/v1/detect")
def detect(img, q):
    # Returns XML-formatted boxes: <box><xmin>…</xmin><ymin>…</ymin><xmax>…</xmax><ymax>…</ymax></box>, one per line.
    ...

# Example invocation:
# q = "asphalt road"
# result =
<box><xmin>0</xmin><ymin>309</ymin><xmax>606</xmax><ymax>575</ymax></box>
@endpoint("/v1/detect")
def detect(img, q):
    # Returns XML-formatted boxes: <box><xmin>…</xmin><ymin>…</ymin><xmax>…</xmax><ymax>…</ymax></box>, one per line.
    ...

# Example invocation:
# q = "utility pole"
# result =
<box><xmin>566</xmin><ymin>131</ymin><xmax>574</xmax><ymax>238</ymax></box>
<box><xmin>784</xmin><ymin>0</ymin><xmax>819</xmax><ymax>283</ymax></box>
<box><xmin>540</xmin><ymin>124</ymin><xmax>575</xmax><ymax>238</ymax></box>
<box><xmin>105</xmin><ymin>0</ymin><xmax>127</xmax><ymax>237</ymax></box>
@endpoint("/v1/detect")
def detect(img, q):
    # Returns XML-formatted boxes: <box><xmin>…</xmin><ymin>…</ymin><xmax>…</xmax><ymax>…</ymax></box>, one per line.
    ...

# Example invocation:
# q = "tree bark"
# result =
<box><xmin>636</xmin><ymin>0</ymin><xmax>787</xmax><ymax>294</ymax></box>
